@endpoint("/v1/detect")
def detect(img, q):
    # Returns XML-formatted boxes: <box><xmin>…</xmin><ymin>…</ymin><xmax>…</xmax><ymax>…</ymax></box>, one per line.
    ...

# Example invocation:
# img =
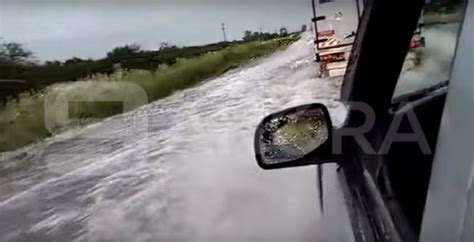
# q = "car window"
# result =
<box><xmin>391</xmin><ymin>0</ymin><xmax>468</xmax><ymax>102</ymax></box>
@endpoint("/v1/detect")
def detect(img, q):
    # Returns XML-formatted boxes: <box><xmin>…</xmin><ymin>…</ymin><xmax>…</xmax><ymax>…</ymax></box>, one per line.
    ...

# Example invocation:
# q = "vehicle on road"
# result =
<box><xmin>311</xmin><ymin>1</ymin><xmax>427</xmax><ymax>78</ymax></box>
<box><xmin>310</xmin><ymin>0</ymin><xmax>360</xmax><ymax>78</ymax></box>
<box><xmin>254</xmin><ymin>0</ymin><xmax>471</xmax><ymax>241</ymax></box>
<box><xmin>406</xmin><ymin>19</ymin><xmax>427</xmax><ymax>70</ymax></box>
<box><xmin>314</xmin><ymin>29</ymin><xmax>355</xmax><ymax>78</ymax></box>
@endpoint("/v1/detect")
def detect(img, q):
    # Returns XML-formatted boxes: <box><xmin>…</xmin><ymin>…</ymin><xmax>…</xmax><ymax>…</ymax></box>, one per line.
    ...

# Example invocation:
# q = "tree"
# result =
<box><xmin>243</xmin><ymin>30</ymin><xmax>253</xmax><ymax>41</ymax></box>
<box><xmin>106</xmin><ymin>44</ymin><xmax>141</xmax><ymax>61</ymax></box>
<box><xmin>280</xmin><ymin>27</ymin><xmax>288</xmax><ymax>36</ymax></box>
<box><xmin>45</xmin><ymin>60</ymin><xmax>62</xmax><ymax>66</ymax></box>
<box><xmin>159</xmin><ymin>42</ymin><xmax>170</xmax><ymax>50</ymax></box>
<box><xmin>64</xmin><ymin>57</ymin><xmax>84</xmax><ymax>65</ymax></box>
<box><xmin>0</xmin><ymin>41</ymin><xmax>34</xmax><ymax>64</ymax></box>
<box><xmin>159</xmin><ymin>42</ymin><xmax>178</xmax><ymax>50</ymax></box>
<box><xmin>301</xmin><ymin>25</ymin><xmax>307</xmax><ymax>32</ymax></box>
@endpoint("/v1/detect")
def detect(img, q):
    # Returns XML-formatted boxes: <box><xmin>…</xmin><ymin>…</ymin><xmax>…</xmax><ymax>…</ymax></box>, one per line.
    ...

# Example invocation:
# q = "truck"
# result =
<box><xmin>311</xmin><ymin>1</ymin><xmax>425</xmax><ymax>78</ymax></box>
<box><xmin>310</xmin><ymin>0</ymin><xmax>359</xmax><ymax>78</ymax></box>
<box><xmin>314</xmin><ymin>29</ymin><xmax>355</xmax><ymax>78</ymax></box>
<box><xmin>405</xmin><ymin>22</ymin><xmax>427</xmax><ymax>70</ymax></box>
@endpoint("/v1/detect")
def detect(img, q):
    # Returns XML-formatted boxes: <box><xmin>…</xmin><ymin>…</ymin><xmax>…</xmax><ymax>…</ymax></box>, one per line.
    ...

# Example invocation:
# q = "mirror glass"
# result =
<box><xmin>258</xmin><ymin>107</ymin><xmax>329</xmax><ymax>165</ymax></box>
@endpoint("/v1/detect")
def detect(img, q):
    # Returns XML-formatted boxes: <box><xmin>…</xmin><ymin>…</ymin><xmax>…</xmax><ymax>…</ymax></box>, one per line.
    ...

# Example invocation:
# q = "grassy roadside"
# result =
<box><xmin>0</xmin><ymin>37</ymin><xmax>298</xmax><ymax>153</ymax></box>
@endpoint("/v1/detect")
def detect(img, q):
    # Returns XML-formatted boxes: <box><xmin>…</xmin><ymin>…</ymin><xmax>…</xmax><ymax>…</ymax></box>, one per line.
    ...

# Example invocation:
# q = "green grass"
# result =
<box><xmin>0</xmin><ymin>37</ymin><xmax>298</xmax><ymax>152</ymax></box>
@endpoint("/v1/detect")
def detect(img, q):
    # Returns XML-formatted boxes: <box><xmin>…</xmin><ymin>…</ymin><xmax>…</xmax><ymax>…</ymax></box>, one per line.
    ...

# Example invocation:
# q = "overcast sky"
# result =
<box><xmin>0</xmin><ymin>0</ymin><xmax>360</xmax><ymax>60</ymax></box>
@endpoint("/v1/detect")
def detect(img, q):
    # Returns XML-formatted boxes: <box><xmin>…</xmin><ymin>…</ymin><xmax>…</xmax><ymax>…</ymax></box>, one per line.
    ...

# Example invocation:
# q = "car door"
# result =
<box><xmin>334</xmin><ymin>0</ymin><xmax>427</xmax><ymax>241</ymax></box>
<box><xmin>338</xmin><ymin>0</ymin><xmax>469</xmax><ymax>241</ymax></box>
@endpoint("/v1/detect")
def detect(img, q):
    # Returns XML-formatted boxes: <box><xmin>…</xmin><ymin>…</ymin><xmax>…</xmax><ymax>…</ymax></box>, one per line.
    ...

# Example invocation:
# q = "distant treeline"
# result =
<box><xmin>242</xmin><ymin>28</ymin><xmax>291</xmax><ymax>41</ymax></box>
<box><xmin>0</xmin><ymin>32</ymin><xmax>290</xmax><ymax>105</ymax></box>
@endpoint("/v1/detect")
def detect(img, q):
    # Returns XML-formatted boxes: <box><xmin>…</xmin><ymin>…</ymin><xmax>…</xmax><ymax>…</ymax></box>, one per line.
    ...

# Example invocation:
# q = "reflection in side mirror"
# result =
<box><xmin>254</xmin><ymin>103</ymin><xmax>337</xmax><ymax>170</ymax></box>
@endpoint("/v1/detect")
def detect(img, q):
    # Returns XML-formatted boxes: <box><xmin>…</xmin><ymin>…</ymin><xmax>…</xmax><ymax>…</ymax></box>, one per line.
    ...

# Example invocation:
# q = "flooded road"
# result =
<box><xmin>0</xmin><ymin>34</ymin><xmax>353</xmax><ymax>242</ymax></box>
<box><xmin>0</xmin><ymin>20</ymin><xmax>461</xmax><ymax>241</ymax></box>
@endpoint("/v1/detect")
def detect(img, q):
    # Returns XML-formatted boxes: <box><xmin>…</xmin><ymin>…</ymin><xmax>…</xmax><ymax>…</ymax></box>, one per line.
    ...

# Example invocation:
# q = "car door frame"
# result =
<box><xmin>336</xmin><ymin>0</ymin><xmax>426</xmax><ymax>241</ymax></box>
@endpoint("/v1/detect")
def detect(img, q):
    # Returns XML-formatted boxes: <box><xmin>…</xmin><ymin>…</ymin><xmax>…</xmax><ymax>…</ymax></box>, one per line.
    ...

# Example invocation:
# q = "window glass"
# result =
<box><xmin>392</xmin><ymin>0</ymin><xmax>468</xmax><ymax>102</ymax></box>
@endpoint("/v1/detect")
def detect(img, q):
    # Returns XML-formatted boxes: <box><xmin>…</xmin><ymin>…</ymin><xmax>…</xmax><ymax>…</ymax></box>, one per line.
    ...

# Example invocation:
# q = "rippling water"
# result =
<box><xmin>0</xmin><ymin>34</ymin><xmax>353</xmax><ymax>242</ymax></box>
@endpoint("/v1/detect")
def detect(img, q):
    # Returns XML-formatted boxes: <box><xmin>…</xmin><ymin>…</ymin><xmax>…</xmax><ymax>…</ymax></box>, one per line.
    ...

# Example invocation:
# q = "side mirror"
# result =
<box><xmin>254</xmin><ymin>103</ymin><xmax>337</xmax><ymax>170</ymax></box>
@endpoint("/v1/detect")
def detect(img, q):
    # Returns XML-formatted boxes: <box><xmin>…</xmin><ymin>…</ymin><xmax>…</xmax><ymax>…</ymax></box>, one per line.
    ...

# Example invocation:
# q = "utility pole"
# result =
<box><xmin>221</xmin><ymin>22</ymin><xmax>228</xmax><ymax>42</ymax></box>
<box><xmin>311</xmin><ymin>0</ymin><xmax>319</xmax><ymax>35</ymax></box>
<box><xmin>311</xmin><ymin>0</ymin><xmax>320</xmax><ymax>51</ymax></box>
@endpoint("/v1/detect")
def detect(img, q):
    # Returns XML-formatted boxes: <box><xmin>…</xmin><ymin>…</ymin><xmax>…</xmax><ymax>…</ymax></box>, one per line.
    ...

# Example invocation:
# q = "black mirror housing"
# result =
<box><xmin>254</xmin><ymin>103</ymin><xmax>338</xmax><ymax>170</ymax></box>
